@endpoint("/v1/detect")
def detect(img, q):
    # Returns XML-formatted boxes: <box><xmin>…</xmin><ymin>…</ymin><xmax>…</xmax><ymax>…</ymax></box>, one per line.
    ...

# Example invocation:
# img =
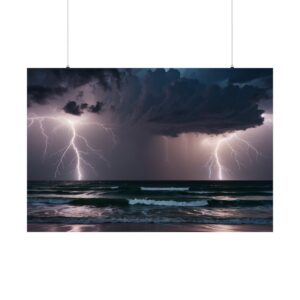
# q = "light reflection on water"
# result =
<box><xmin>29</xmin><ymin>205</ymin><xmax>114</xmax><ymax>218</ymax></box>
<box><xmin>181</xmin><ymin>207</ymin><xmax>272</xmax><ymax>219</ymax></box>
<box><xmin>27</xmin><ymin>223</ymin><xmax>273</xmax><ymax>232</ymax></box>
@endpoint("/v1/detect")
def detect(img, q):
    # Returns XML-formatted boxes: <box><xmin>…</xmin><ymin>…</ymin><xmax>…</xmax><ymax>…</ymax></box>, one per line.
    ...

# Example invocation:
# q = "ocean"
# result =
<box><xmin>27</xmin><ymin>181</ymin><xmax>273</xmax><ymax>231</ymax></box>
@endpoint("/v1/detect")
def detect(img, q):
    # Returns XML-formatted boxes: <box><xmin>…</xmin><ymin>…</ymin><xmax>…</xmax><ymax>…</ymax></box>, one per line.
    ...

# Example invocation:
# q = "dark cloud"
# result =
<box><xmin>80</xmin><ymin>103</ymin><xmax>88</xmax><ymax>110</ymax></box>
<box><xmin>63</xmin><ymin>101</ymin><xmax>103</xmax><ymax>116</ymax></box>
<box><xmin>181</xmin><ymin>68</ymin><xmax>273</xmax><ymax>88</ymax></box>
<box><xmin>147</xmin><ymin>82</ymin><xmax>265</xmax><ymax>136</ymax></box>
<box><xmin>27</xmin><ymin>68</ymin><xmax>129</xmax><ymax>105</ymax></box>
<box><xmin>28</xmin><ymin>68</ymin><xmax>272</xmax><ymax>136</ymax></box>
<box><xmin>63</xmin><ymin>101</ymin><xmax>83</xmax><ymax>116</ymax></box>
<box><xmin>27</xmin><ymin>86</ymin><xmax>67</xmax><ymax>105</ymax></box>
<box><xmin>111</xmin><ymin>68</ymin><xmax>270</xmax><ymax>136</ymax></box>
<box><xmin>88</xmin><ymin>101</ymin><xmax>103</xmax><ymax>114</ymax></box>
<box><xmin>229</xmin><ymin>69</ymin><xmax>272</xmax><ymax>85</ymax></box>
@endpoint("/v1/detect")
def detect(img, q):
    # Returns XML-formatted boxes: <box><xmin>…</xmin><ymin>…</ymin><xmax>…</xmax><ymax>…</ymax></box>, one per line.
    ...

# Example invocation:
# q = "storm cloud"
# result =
<box><xmin>145</xmin><ymin>79</ymin><xmax>265</xmax><ymax>135</ymax></box>
<box><xmin>111</xmin><ymin>68</ymin><xmax>271</xmax><ymax>136</ymax></box>
<box><xmin>27</xmin><ymin>85</ymin><xmax>67</xmax><ymax>105</ymax></box>
<box><xmin>63</xmin><ymin>101</ymin><xmax>83</xmax><ymax>116</ymax></box>
<box><xmin>89</xmin><ymin>101</ymin><xmax>103</xmax><ymax>114</ymax></box>
<box><xmin>27</xmin><ymin>68</ymin><xmax>128</xmax><ymax>106</ymax></box>
<box><xmin>182</xmin><ymin>68</ymin><xmax>273</xmax><ymax>87</ymax></box>
<box><xmin>63</xmin><ymin>101</ymin><xmax>104</xmax><ymax>116</ymax></box>
<box><xmin>27</xmin><ymin>68</ymin><xmax>272</xmax><ymax>136</ymax></box>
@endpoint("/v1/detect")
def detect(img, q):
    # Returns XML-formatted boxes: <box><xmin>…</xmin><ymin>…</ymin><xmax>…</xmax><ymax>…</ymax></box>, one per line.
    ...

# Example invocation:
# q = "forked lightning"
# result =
<box><xmin>28</xmin><ymin>114</ymin><xmax>115</xmax><ymax>180</ymax></box>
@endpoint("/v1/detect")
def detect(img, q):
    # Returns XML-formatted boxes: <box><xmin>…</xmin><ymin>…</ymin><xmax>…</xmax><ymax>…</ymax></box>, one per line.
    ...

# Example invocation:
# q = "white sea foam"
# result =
<box><xmin>128</xmin><ymin>198</ymin><xmax>208</xmax><ymax>207</ymax></box>
<box><xmin>28</xmin><ymin>192</ymin><xmax>100</xmax><ymax>199</ymax></box>
<box><xmin>212</xmin><ymin>195</ymin><xmax>273</xmax><ymax>201</ymax></box>
<box><xmin>140</xmin><ymin>187</ymin><xmax>190</xmax><ymax>192</ymax></box>
<box><xmin>188</xmin><ymin>191</ymin><xmax>212</xmax><ymax>194</ymax></box>
<box><xmin>106</xmin><ymin>186</ymin><xmax>119</xmax><ymax>189</ymax></box>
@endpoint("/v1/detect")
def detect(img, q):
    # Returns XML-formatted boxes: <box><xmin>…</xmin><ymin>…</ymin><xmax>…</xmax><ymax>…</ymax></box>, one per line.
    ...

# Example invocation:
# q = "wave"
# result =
<box><xmin>108</xmin><ymin>186</ymin><xmax>119</xmax><ymax>189</ymax></box>
<box><xmin>212</xmin><ymin>195</ymin><xmax>273</xmax><ymax>201</ymax></box>
<box><xmin>128</xmin><ymin>198</ymin><xmax>208</xmax><ymax>207</ymax></box>
<box><xmin>28</xmin><ymin>193</ymin><xmax>101</xmax><ymax>199</ymax></box>
<box><xmin>28</xmin><ymin>198</ymin><xmax>72</xmax><ymax>205</ymax></box>
<box><xmin>140</xmin><ymin>187</ymin><xmax>190</xmax><ymax>192</ymax></box>
<box><xmin>188</xmin><ymin>191</ymin><xmax>213</xmax><ymax>194</ymax></box>
<box><xmin>28</xmin><ymin>197</ymin><xmax>273</xmax><ymax>208</ymax></box>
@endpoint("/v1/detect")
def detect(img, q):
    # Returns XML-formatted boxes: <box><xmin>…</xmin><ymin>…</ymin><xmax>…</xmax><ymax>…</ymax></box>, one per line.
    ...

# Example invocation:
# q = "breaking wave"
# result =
<box><xmin>98</xmin><ymin>186</ymin><xmax>119</xmax><ymax>190</ymax></box>
<box><xmin>140</xmin><ymin>187</ymin><xmax>190</xmax><ymax>192</ymax></box>
<box><xmin>128</xmin><ymin>198</ymin><xmax>208</xmax><ymax>207</ymax></box>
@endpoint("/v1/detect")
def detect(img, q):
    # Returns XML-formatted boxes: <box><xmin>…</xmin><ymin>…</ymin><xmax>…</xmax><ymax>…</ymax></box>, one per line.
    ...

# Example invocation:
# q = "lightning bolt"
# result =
<box><xmin>214</xmin><ymin>139</ymin><xmax>225</xmax><ymax>180</ymax></box>
<box><xmin>53</xmin><ymin>119</ymin><xmax>83</xmax><ymax>180</ymax></box>
<box><xmin>27</xmin><ymin>114</ymin><xmax>115</xmax><ymax>180</ymax></box>
<box><xmin>203</xmin><ymin>132</ymin><xmax>262</xmax><ymax>180</ymax></box>
<box><xmin>233</xmin><ymin>133</ymin><xmax>261</xmax><ymax>159</ymax></box>
<box><xmin>90</xmin><ymin>122</ymin><xmax>117</xmax><ymax>146</ymax></box>
<box><xmin>38</xmin><ymin>119</ymin><xmax>49</xmax><ymax>159</ymax></box>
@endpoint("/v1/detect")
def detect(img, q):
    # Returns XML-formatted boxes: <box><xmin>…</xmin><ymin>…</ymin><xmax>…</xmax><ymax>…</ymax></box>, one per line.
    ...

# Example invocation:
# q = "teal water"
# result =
<box><xmin>27</xmin><ymin>181</ymin><xmax>273</xmax><ymax>225</ymax></box>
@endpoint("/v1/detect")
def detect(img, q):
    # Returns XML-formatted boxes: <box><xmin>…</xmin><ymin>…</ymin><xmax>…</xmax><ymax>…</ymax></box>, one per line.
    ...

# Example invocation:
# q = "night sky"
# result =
<box><xmin>27</xmin><ymin>68</ymin><xmax>273</xmax><ymax>181</ymax></box>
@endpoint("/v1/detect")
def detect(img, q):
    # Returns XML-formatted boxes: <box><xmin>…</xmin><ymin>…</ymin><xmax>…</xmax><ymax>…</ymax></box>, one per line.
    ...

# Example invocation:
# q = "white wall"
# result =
<box><xmin>0</xmin><ymin>1</ymin><xmax>299</xmax><ymax>299</ymax></box>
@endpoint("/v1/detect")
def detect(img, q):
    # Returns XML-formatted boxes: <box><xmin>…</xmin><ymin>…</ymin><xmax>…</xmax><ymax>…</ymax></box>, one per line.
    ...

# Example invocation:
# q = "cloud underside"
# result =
<box><xmin>148</xmin><ymin>103</ymin><xmax>264</xmax><ymax>136</ymax></box>
<box><xmin>27</xmin><ymin>68</ymin><xmax>123</xmax><ymax>105</ymax></box>
<box><xmin>63</xmin><ymin>101</ymin><xmax>103</xmax><ymax>115</ymax></box>
<box><xmin>27</xmin><ymin>68</ymin><xmax>272</xmax><ymax>136</ymax></box>
<box><xmin>116</xmin><ymin>69</ymin><xmax>269</xmax><ymax>136</ymax></box>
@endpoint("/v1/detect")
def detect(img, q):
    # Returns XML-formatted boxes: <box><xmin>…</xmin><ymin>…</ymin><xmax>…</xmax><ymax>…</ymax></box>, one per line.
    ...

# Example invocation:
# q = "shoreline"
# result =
<box><xmin>27</xmin><ymin>223</ymin><xmax>273</xmax><ymax>232</ymax></box>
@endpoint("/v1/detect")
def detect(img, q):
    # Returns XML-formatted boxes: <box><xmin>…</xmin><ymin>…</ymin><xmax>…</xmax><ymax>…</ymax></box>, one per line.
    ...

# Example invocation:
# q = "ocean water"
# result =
<box><xmin>27</xmin><ymin>181</ymin><xmax>273</xmax><ymax>227</ymax></box>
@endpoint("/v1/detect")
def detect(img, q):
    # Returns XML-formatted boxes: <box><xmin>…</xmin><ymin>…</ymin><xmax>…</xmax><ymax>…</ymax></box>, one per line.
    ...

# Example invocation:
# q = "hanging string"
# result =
<box><xmin>67</xmin><ymin>0</ymin><xmax>70</xmax><ymax>68</ymax></box>
<box><xmin>231</xmin><ymin>0</ymin><xmax>234</xmax><ymax>68</ymax></box>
